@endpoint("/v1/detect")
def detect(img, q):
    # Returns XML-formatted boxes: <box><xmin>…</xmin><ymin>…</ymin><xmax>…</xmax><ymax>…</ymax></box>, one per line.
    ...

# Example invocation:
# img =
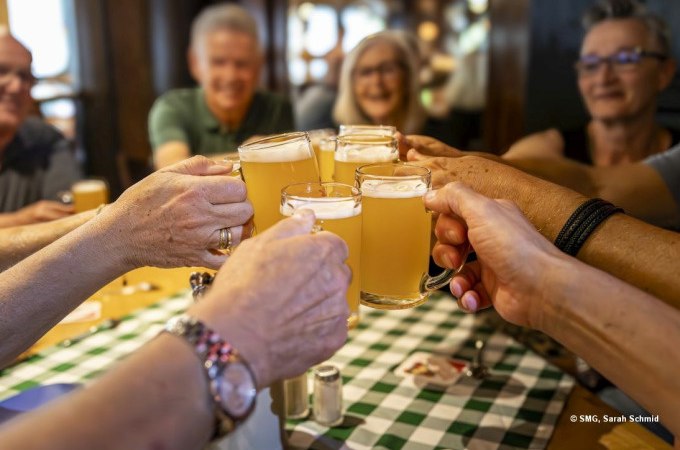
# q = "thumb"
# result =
<box><xmin>423</xmin><ymin>182</ymin><xmax>488</xmax><ymax>220</ymax></box>
<box><xmin>256</xmin><ymin>208</ymin><xmax>316</xmax><ymax>243</ymax></box>
<box><xmin>163</xmin><ymin>155</ymin><xmax>232</xmax><ymax>176</ymax></box>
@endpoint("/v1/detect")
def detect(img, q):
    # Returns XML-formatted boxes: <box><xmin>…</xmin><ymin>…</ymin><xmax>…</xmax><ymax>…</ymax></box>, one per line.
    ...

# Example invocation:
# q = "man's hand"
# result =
<box><xmin>101</xmin><ymin>156</ymin><xmax>254</xmax><ymax>270</ymax></box>
<box><xmin>397</xmin><ymin>133</ymin><xmax>464</xmax><ymax>160</ymax></box>
<box><xmin>190</xmin><ymin>210</ymin><xmax>351</xmax><ymax>389</ymax></box>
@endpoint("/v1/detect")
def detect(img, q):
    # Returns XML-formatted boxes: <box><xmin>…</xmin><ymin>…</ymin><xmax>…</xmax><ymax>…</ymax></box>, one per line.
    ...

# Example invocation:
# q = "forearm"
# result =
<box><xmin>0</xmin><ymin>334</ymin><xmax>213</xmax><ymax>450</ymax></box>
<box><xmin>508</xmin><ymin>158</ymin><xmax>680</xmax><ymax>229</ymax></box>
<box><xmin>451</xmin><ymin>157</ymin><xmax>680</xmax><ymax>306</ymax></box>
<box><xmin>0</xmin><ymin>217</ymin><xmax>132</xmax><ymax>367</ymax></box>
<box><xmin>0</xmin><ymin>211</ymin><xmax>26</xmax><ymax>228</ymax></box>
<box><xmin>539</xmin><ymin>255</ymin><xmax>680</xmax><ymax>436</ymax></box>
<box><xmin>0</xmin><ymin>210</ymin><xmax>96</xmax><ymax>271</ymax></box>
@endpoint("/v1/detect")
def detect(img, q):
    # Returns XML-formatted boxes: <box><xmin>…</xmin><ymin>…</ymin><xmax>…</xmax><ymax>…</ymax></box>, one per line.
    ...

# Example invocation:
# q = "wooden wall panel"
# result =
<box><xmin>484</xmin><ymin>0</ymin><xmax>530</xmax><ymax>153</ymax></box>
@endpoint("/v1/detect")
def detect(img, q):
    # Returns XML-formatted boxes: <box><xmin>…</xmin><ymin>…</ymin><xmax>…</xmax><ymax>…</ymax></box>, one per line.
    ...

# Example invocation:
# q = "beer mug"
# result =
<box><xmin>307</xmin><ymin>128</ymin><xmax>336</xmax><ymax>182</ymax></box>
<box><xmin>338</xmin><ymin>124</ymin><xmax>396</xmax><ymax>137</ymax></box>
<box><xmin>71</xmin><ymin>179</ymin><xmax>109</xmax><ymax>213</ymax></box>
<box><xmin>334</xmin><ymin>134</ymin><xmax>399</xmax><ymax>186</ymax></box>
<box><xmin>238</xmin><ymin>132</ymin><xmax>320</xmax><ymax>233</ymax></box>
<box><xmin>356</xmin><ymin>163</ymin><xmax>465</xmax><ymax>309</ymax></box>
<box><xmin>280</xmin><ymin>182</ymin><xmax>362</xmax><ymax>329</ymax></box>
<box><xmin>222</xmin><ymin>153</ymin><xmax>242</xmax><ymax>179</ymax></box>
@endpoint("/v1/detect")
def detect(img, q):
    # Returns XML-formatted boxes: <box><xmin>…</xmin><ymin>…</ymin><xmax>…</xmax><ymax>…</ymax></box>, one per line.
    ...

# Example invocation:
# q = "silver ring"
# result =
<box><xmin>218</xmin><ymin>227</ymin><xmax>233</xmax><ymax>251</ymax></box>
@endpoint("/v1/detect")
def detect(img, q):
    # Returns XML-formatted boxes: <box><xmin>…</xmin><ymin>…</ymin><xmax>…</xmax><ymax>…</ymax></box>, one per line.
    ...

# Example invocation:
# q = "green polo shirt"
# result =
<box><xmin>148</xmin><ymin>88</ymin><xmax>294</xmax><ymax>156</ymax></box>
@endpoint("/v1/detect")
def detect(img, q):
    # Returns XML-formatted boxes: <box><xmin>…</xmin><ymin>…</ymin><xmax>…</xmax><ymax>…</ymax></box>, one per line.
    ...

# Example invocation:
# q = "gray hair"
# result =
<box><xmin>582</xmin><ymin>0</ymin><xmax>671</xmax><ymax>55</ymax></box>
<box><xmin>190</xmin><ymin>3</ymin><xmax>260</xmax><ymax>52</ymax></box>
<box><xmin>333</xmin><ymin>31</ymin><xmax>426</xmax><ymax>134</ymax></box>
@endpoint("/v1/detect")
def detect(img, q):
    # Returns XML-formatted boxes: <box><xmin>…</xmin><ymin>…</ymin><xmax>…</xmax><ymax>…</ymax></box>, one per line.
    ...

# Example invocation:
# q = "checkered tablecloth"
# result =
<box><xmin>0</xmin><ymin>292</ymin><xmax>191</xmax><ymax>399</ymax></box>
<box><xmin>0</xmin><ymin>291</ymin><xmax>573</xmax><ymax>450</ymax></box>
<box><xmin>287</xmin><ymin>293</ymin><xmax>574</xmax><ymax>450</ymax></box>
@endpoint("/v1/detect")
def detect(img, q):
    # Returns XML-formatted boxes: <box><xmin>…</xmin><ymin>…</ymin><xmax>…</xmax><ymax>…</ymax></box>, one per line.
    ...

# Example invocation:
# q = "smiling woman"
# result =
<box><xmin>504</xmin><ymin>0</ymin><xmax>679</xmax><ymax>167</ymax></box>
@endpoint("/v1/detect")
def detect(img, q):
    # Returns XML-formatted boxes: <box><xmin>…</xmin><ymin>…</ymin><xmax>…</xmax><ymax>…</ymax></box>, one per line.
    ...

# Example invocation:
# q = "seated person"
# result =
<box><xmin>149</xmin><ymin>3</ymin><xmax>293</xmax><ymax>169</ymax></box>
<box><xmin>0</xmin><ymin>155</ymin><xmax>253</xmax><ymax>366</ymax></box>
<box><xmin>424</xmin><ymin>182</ymin><xmax>679</xmax><ymax>440</ymax></box>
<box><xmin>0</xmin><ymin>32</ymin><xmax>80</xmax><ymax>227</ymax></box>
<box><xmin>0</xmin><ymin>210</ymin><xmax>349</xmax><ymax>449</ymax></box>
<box><xmin>504</xmin><ymin>0</ymin><xmax>678</xmax><ymax>166</ymax></box>
<box><xmin>332</xmin><ymin>31</ymin><xmax>460</xmax><ymax>145</ymax></box>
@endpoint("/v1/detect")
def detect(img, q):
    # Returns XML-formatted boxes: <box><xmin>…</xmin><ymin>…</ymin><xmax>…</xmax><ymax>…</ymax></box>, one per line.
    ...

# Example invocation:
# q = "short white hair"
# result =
<box><xmin>190</xmin><ymin>3</ymin><xmax>260</xmax><ymax>52</ymax></box>
<box><xmin>333</xmin><ymin>31</ymin><xmax>425</xmax><ymax>134</ymax></box>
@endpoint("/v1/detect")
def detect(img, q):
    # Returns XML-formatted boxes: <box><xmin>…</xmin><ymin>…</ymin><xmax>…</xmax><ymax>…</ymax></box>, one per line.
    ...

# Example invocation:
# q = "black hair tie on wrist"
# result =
<box><xmin>554</xmin><ymin>198</ymin><xmax>624</xmax><ymax>257</ymax></box>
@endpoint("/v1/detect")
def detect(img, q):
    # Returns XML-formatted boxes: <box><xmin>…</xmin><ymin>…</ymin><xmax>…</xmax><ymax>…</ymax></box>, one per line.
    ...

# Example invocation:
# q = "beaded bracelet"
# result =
<box><xmin>554</xmin><ymin>198</ymin><xmax>624</xmax><ymax>257</ymax></box>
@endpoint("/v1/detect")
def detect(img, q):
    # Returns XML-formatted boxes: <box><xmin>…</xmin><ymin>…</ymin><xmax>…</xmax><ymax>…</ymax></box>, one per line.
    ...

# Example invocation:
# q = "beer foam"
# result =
<box><xmin>72</xmin><ymin>180</ymin><xmax>106</xmax><ymax>192</ymax></box>
<box><xmin>360</xmin><ymin>179</ymin><xmax>428</xmax><ymax>198</ymax></box>
<box><xmin>335</xmin><ymin>146</ymin><xmax>396</xmax><ymax>163</ymax></box>
<box><xmin>239</xmin><ymin>141</ymin><xmax>312</xmax><ymax>163</ymax></box>
<box><xmin>281</xmin><ymin>198</ymin><xmax>361</xmax><ymax>219</ymax></box>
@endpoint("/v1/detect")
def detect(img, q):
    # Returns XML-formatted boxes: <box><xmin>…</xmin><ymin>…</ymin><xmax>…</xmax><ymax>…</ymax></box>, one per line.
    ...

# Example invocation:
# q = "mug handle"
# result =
<box><xmin>421</xmin><ymin>242</ymin><xmax>471</xmax><ymax>293</ymax></box>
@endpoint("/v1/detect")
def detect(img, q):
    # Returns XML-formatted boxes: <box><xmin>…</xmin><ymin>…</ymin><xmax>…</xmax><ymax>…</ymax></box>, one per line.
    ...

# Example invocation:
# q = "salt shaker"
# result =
<box><xmin>313</xmin><ymin>365</ymin><xmax>343</xmax><ymax>426</ymax></box>
<box><xmin>284</xmin><ymin>372</ymin><xmax>309</xmax><ymax>419</ymax></box>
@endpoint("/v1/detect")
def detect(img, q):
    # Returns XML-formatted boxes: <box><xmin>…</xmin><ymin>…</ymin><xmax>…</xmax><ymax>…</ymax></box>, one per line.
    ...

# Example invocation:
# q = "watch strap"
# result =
<box><xmin>164</xmin><ymin>313</ymin><xmax>248</xmax><ymax>440</ymax></box>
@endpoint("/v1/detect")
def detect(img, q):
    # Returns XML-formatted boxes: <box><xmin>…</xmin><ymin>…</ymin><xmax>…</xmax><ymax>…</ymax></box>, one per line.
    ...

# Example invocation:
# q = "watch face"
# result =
<box><xmin>214</xmin><ymin>361</ymin><xmax>257</xmax><ymax>419</ymax></box>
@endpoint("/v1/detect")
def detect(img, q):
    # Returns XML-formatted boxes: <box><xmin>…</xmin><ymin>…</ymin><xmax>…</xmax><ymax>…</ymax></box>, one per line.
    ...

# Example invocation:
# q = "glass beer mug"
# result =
<box><xmin>356</xmin><ymin>163</ymin><xmax>467</xmax><ymax>309</ymax></box>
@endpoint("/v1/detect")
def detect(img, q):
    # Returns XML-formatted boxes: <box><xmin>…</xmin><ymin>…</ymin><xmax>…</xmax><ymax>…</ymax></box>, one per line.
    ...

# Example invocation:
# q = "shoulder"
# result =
<box><xmin>151</xmin><ymin>88</ymin><xmax>200</xmax><ymax>113</ymax></box>
<box><xmin>503</xmin><ymin>128</ymin><xmax>565</xmax><ymax>160</ymax></box>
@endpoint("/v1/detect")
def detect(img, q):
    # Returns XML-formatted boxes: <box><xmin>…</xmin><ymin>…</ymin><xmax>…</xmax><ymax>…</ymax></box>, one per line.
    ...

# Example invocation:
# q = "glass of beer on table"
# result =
<box><xmin>356</xmin><ymin>163</ymin><xmax>466</xmax><ymax>309</ymax></box>
<box><xmin>71</xmin><ymin>179</ymin><xmax>109</xmax><ymax>213</ymax></box>
<box><xmin>281</xmin><ymin>182</ymin><xmax>362</xmax><ymax>329</ymax></box>
<box><xmin>334</xmin><ymin>134</ymin><xmax>399</xmax><ymax>186</ymax></box>
<box><xmin>238</xmin><ymin>132</ymin><xmax>320</xmax><ymax>233</ymax></box>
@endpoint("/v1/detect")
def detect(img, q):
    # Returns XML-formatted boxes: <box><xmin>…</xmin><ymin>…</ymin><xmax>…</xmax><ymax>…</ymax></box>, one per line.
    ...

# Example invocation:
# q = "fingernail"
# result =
<box><xmin>446</xmin><ymin>230</ymin><xmax>458</xmax><ymax>243</ymax></box>
<box><xmin>424</xmin><ymin>191</ymin><xmax>436</xmax><ymax>202</ymax></box>
<box><xmin>450</xmin><ymin>280</ymin><xmax>463</xmax><ymax>298</ymax></box>
<box><xmin>442</xmin><ymin>253</ymin><xmax>453</xmax><ymax>269</ymax></box>
<box><xmin>462</xmin><ymin>294</ymin><xmax>478</xmax><ymax>312</ymax></box>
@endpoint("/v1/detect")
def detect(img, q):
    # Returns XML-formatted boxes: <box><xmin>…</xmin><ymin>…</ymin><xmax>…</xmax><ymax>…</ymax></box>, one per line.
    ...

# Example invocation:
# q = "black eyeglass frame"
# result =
<box><xmin>574</xmin><ymin>46</ymin><xmax>668</xmax><ymax>75</ymax></box>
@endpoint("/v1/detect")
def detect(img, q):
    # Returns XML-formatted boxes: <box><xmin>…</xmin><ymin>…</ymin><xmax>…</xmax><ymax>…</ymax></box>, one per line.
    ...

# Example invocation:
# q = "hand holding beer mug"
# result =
<box><xmin>71</xmin><ymin>179</ymin><xmax>109</xmax><ymax>213</ymax></box>
<box><xmin>357</xmin><ymin>163</ymin><xmax>467</xmax><ymax>309</ymax></box>
<box><xmin>281</xmin><ymin>182</ymin><xmax>362</xmax><ymax>328</ymax></box>
<box><xmin>238</xmin><ymin>132</ymin><xmax>320</xmax><ymax>233</ymax></box>
<box><xmin>334</xmin><ymin>134</ymin><xmax>399</xmax><ymax>186</ymax></box>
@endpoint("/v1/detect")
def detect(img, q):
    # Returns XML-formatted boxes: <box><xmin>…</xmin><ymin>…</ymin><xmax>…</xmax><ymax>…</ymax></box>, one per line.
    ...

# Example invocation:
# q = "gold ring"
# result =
<box><xmin>218</xmin><ymin>227</ymin><xmax>233</xmax><ymax>251</ymax></box>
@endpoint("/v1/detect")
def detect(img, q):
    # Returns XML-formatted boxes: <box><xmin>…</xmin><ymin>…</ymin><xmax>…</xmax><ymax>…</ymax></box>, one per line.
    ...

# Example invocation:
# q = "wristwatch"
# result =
<box><xmin>164</xmin><ymin>314</ymin><xmax>257</xmax><ymax>440</ymax></box>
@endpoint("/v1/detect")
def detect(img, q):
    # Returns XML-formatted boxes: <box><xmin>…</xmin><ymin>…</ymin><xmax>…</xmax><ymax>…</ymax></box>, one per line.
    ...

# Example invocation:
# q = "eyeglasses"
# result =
<box><xmin>575</xmin><ymin>47</ymin><xmax>668</xmax><ymax>77</ymax></box>
<box><xmin>353</xmin><ymin>61</ymin><xmax>404</xmax><ymax>82</ymax></box>
<box><xmin>0</xmin><ymin>65</ymin><xmax>36</xmax><ymax>88</ymax></box>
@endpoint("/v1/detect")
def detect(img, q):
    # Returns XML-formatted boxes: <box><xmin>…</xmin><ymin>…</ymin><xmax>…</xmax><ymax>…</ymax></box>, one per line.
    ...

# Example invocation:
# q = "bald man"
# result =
<box><xmin>0</xmin><ymin>32</ymin><xmax>81</xmax><ymax>228</ymax></box>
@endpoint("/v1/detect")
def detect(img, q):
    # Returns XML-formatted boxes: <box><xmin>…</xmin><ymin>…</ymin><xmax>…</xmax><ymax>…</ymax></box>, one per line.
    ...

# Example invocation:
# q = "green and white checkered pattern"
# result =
<box><xmin>287</xmin><ymin>293</ymin><xmax>574</xmax><ymax>450</ymax></box>
<box><xmin>0</xmin><ymin>293</ymin><xmax>191</xmax><ymax>400</ymax></box>
<box><xmin>0</xmin><ymin>291</ymin><xmax>573</xmax><ymax>450</ymax></box>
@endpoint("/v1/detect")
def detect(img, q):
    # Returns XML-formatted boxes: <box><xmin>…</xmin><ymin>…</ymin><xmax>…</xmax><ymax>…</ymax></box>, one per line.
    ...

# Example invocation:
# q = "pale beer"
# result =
<box><xmin>334</xmin><ymin>134</ymin><xmax>398</xmax><ymax>186</ymax></box>
<box><xmin>239</xmin><ymin>132</ymin><xmax>320</xmax><ymax>232</ymax></box>
<box><xmin>307</xmin><ymin>128</ymin><xmax>335</xmax><ymax>181</ymax></box>
<box><xmin>72</xmin><ymin>179</ymin><xmax>109</xmax><ymax>213</ymax></box>
<box><xmin>357</xmin><ymin>163</ymin><xmax>459</xmax><ymax>309</ymax></box>
<box><xmin>280</xmin><ymin>183</ymin><xmax>362</xmax><ymax>328</ymax></box>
